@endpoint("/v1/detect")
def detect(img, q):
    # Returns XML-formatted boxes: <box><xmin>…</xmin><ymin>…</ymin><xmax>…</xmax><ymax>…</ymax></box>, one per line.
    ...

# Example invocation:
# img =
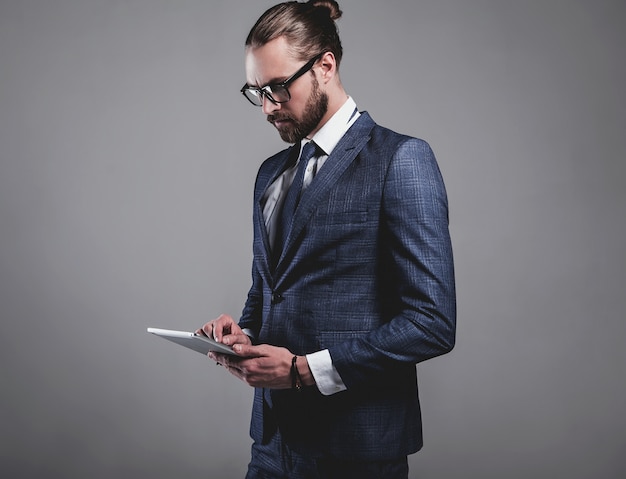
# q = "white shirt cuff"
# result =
<box><xmin>306</xmin><ymin>349</ymin><xmax>347</xmax><ymax>396</ymax></box>
<box><xmin>241</xmin><ymin>328</ymin><xmax>256</xmax><ymax>342</ymax></box>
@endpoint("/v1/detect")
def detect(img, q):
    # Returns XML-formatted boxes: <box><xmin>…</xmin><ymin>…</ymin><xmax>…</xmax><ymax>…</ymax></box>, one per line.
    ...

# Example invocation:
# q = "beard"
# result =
<box><xmin>267</xmin><ymin>77</ymin><xmax>329</xmax><ymax>144</ymax></box>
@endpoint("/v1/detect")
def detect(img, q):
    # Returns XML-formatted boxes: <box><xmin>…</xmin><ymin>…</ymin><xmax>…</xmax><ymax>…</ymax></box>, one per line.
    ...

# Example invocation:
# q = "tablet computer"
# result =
<box><xmin>147</xmin><ymin>327</ymin><xmax>237</xmax><ymax>356</ymax></box>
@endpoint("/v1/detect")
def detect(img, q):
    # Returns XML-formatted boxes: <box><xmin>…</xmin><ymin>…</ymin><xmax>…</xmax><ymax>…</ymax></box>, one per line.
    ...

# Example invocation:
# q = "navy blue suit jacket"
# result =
<box><xmin>239</xmin><ymin>112</ymin><xmax>456</xmax><ymax>460</ymax></box>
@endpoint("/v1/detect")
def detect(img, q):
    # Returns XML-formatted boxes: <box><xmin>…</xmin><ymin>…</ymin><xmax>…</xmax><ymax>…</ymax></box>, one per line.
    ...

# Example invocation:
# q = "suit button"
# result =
<box><xmin>271</xmin><ymin>292</ymin><xmax>284</xmax><ymax>304</ymax></box>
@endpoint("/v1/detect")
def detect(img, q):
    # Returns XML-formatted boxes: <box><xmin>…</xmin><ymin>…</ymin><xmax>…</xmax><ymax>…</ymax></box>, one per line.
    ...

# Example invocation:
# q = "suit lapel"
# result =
<box><xmin>255</xmin><ymin>145</ymin><xmax>298</xmax><ymax>280</ymax></box>
<box><xmin>273</xmin><ymin>113</ymin><xmax>376</xmax><ymax>280</ymax></box>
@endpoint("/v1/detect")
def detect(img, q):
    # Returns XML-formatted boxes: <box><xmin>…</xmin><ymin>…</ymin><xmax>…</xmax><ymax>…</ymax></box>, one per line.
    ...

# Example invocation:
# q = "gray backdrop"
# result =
<box><xmin>1</xmin><ymin>1</ymin><xmax>624</xmax><ymax>478</ymax></box>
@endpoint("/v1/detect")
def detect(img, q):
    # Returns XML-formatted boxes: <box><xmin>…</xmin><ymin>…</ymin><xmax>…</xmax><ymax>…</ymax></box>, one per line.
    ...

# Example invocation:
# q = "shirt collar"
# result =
<box><xmin>302</xmin><ymin>96</ymin><xmax>359</xmax><ymax>156</ymax></box>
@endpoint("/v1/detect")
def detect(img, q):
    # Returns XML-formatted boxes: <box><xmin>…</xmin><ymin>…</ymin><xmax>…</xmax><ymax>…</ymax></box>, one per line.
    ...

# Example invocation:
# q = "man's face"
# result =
<box><xmin>245</xmin><ymin>37</ymin><xmax>328</xmax><ymax>143</ymax></box>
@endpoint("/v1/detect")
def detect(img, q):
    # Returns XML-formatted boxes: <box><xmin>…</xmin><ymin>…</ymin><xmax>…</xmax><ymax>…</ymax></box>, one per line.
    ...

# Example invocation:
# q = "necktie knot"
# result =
<box><xmin>284</xmin><ymin>140</ymin><xmax>318</xmax><ymax>214</ymax></box>
<box><xmin>299</xmin><ymin>141</ymin><xmax>317</xmax><ymax>166</ymax></box>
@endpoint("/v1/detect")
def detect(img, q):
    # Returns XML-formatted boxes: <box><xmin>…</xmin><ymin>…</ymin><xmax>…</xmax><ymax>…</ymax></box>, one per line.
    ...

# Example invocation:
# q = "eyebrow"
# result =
<box><xmin>245</xmin><ymin>53</ymin><xmax>323</xmax><ymax>90</ymax></box>
<box><xmin>247</xmin><ymin>75</ymin><xmax>290</xmax><ymax>89</ymax></box>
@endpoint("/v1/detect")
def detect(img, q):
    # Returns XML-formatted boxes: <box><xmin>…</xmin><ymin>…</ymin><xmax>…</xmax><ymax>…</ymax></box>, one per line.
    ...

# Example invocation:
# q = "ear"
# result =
<box><xmin>317</xmin><ymin>51</ymin><xmax>337</xmax><ymax>84</ymax></box>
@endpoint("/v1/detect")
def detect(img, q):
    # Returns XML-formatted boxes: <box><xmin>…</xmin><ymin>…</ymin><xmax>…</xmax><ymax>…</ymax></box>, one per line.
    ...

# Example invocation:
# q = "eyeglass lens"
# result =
<box><xmin>244</xmin><ymin>85</ymin><xmax>290</xmax><ymax>106</ymax></box>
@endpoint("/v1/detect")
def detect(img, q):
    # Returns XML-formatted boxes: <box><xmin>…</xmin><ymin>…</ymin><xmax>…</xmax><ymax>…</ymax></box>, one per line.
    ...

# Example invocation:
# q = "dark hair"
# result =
<box><xmin>245</xmin><ymin>0</ymin><xmax>343</xmax><ymax>67</ymax></box>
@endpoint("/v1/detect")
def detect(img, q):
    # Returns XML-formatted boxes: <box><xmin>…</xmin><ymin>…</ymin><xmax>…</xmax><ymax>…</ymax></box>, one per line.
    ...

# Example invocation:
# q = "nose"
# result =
<box><xmin>261</xmin><ymin>94</ymin><xmax>280</xmax><ymax>115</ymax></box>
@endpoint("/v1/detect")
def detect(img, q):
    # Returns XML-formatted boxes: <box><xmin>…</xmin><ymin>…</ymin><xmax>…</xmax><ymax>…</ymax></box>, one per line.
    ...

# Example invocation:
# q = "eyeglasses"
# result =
<box><xmin>240</xmin><ymin>53</ymin><xmax>324</xmax><ymax>107</ymax></box>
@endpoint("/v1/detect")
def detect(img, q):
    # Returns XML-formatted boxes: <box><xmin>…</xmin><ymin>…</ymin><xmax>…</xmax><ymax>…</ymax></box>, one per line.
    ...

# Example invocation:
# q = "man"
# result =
<box><xmin>198</xmin><ymin>1</ymin><xmax>456</xmax><ymax>477</ymax></box>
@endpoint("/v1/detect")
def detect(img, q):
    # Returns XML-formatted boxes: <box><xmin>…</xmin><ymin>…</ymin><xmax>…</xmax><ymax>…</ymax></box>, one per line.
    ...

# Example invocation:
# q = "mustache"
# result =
<box><xmin>267</xmin><ymin>114</ymin><xmax>293</xmax><ymax>124</ymax></box>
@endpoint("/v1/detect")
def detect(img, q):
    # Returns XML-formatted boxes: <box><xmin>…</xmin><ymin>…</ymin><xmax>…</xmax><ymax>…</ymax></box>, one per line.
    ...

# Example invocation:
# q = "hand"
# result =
<box><xmin>195</xmin><ymin>314</ymin><xmax>252</xmax><ymax>348</ymax></box>
<box><xmin>210</xmin><ymin>344</ymin><xmax>298</xmax><ymax>389</ymax></box>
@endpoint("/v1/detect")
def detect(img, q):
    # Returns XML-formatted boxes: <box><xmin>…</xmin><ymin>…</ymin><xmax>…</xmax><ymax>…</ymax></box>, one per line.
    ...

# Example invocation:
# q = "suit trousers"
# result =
<box><xmin>246</xmin><ymin>430</ymin><xmax>409</xmax><ymax>479</ymax></box>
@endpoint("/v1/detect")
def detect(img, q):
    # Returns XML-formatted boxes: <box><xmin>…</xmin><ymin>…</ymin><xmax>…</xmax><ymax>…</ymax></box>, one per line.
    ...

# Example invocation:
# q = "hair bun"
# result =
<box><xmin>308</xmin><ymin>0</ymin><xmax>343</xmax><ymax>21</ymax></box>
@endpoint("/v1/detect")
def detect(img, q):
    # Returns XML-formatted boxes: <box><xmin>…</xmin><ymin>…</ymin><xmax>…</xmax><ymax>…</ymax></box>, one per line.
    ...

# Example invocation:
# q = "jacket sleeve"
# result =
<box><xmin>237</xmin><ymin>160</ymin><xmax>272</xmax><ymax>339</ymax></box>
<box><xmin>329</xmin><ymin>138</ymin><xmax>456</xmax><ymax>389</ymax></box>
<box><xmin>238</xmin><ymin>260</ymin><xmax>263</xmax><ymax>339</ymax></box>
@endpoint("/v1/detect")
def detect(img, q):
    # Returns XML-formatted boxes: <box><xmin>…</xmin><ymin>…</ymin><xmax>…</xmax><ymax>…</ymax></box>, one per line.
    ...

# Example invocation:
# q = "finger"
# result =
<box><xmin>232</xmin><ymin>343</ymin><xmax>264</xmax><ymax>357</ymax></box>
<box><xmin>210</xmin><ymin>351</ymin><xmax>242</xmax><ymax>367</ymax></box>
<box><xmin>201</xmin><ymin>322</ymin><xmax>214</xmax><ymax>338</ymax></box>
<box><xmin>208</xmin><ymin>352</ymin><xmax>223</xmax><ymax>366</ymax></box>
<box><xmin>209</xmin><ymin>352</ymin><xmax>244</xmax><ymax>378</ymax></box>
<box><xmin>196</xmin><ymin>321</ymin><xmax>212</xmax><ymax>336</ymax></box>
<box><xmin>221</xmin><ymin>332</ymin><xmax>252</xmax><ymax>347</ymax></box>
<box><xmin>212</xmin><ymin>314</ymin><xmax>235</xmax><ymax>342</ymax></box>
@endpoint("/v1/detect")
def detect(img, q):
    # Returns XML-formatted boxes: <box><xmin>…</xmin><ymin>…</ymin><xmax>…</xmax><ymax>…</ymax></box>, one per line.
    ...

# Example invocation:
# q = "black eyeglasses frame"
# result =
<box><xmin>240</xmin><ymin>52</ymin><xmax>324</xmax><ymax>107</ymax></box>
